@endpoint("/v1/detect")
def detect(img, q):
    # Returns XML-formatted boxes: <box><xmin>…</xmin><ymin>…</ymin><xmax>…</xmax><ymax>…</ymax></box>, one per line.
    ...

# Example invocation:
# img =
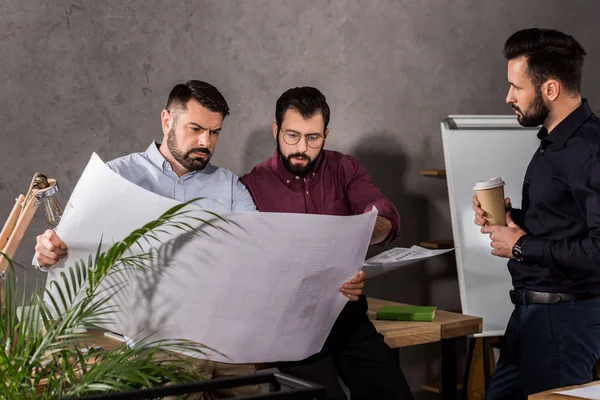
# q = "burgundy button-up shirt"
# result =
<box><xmin>241</xmin><ymin>149</ymin><xmax>400</xmax><ymax>244</ymax></box>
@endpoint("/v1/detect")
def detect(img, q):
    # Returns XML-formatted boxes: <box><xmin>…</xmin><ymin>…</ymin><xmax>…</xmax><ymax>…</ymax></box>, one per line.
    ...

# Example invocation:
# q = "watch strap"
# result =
<box><xmin>515</xmin><ymin>234</ymin><xmax>528</xmax><ymax>248</ymax></box>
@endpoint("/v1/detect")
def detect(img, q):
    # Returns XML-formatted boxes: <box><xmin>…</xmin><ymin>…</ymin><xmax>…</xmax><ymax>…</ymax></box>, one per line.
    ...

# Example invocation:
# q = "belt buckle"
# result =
<box><xmin>548</xmin><ymin>293</ymin><xmax>562</xmax><ymax>303</ymax></box>
<box><xmin>531</xmin><ymin>291</ymin><xmax>561</xmax><ymax>304</ymax></box>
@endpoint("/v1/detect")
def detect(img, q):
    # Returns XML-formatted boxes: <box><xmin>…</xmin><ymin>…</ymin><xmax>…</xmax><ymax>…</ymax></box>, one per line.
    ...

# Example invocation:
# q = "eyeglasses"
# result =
<box><xmin>282</xmin><ymin>132</ymin><xmax>325</xmax><ymax>149</ymax></box>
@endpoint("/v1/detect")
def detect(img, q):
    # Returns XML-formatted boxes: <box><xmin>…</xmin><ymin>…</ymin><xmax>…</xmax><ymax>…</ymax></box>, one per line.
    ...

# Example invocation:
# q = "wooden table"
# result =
<box><xmin>80</xmin><ymin>302</ymin><xmax>482</xmax><ymax>400</ymax></box>
<box><xmin>367</xmin><ymin>297</ymin><xmax>483</xmax><ymax>400</ymax></box>
<box><xmin>529</xmin><ymin>380</ymin><xmax>600</xmax><ymax>399</ymax></box>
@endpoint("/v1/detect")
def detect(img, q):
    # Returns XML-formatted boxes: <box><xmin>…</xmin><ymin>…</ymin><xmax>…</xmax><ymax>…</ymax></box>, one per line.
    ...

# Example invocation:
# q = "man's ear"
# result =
<box><xmin>272</xmin><ymin>121</ymin><xmax>278</xmax><ymax>140</ymax></box>
<box><xmin>161</xmin><ymin>109</ymin><xmax>172</xmax><ymax>135</ymax></box>
<box><xmin>544</xmin><ymin>79</ymin><xmax>560</xmax><ymax>102</ymax></box>
<box><xmin>324</xmin><ymin>128</ymin><xmax>330</xmax><ymax>141</ymax></box>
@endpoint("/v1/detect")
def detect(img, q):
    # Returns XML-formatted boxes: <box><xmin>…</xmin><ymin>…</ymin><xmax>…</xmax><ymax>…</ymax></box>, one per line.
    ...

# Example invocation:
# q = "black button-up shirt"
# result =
<box><xmin>510</xmin><ymin>99</ymin><xmax>600</xmax><ymax>295</ymax></box>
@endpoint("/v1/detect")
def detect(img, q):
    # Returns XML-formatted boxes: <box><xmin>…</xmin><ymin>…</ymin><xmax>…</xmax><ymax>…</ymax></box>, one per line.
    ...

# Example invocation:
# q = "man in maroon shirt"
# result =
<box><xmin>241</xmin><ymin>87</ymin><xmax>413</xmax><ymax>400</ymax></box>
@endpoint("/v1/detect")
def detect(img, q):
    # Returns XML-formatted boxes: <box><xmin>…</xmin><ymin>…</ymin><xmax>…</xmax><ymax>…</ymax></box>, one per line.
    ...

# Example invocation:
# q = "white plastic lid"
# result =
<box><xmin>473</xmin><ymin>177</ymin><xmax>505</xmax><ymax>190</ymax></box>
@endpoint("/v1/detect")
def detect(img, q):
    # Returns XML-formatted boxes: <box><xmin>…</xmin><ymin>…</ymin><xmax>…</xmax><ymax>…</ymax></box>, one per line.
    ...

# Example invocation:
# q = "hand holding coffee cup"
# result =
<box><xmin>473</xmin><ymin>177</ymin><xmax>507</xmax><ymax>226</ymax></box>
<box><xmin>472</xmin><ymin>195</ymin><xmax>512</xmax><ymax>226</ymax></box>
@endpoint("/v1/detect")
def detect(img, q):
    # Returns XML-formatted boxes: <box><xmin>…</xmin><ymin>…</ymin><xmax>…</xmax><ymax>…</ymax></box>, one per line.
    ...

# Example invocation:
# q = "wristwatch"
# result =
<box><xmin>512</xmin><ymin>234</ymin><xmax>528</xmax><ymax>262</ymax></box>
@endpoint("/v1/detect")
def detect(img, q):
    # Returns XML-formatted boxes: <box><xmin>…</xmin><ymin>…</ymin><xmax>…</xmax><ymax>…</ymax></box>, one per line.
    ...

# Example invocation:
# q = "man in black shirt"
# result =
<box><xmin>473</xmin><ymin>28</ymin><xmax>600</xmax><ymax>399</ymax></box>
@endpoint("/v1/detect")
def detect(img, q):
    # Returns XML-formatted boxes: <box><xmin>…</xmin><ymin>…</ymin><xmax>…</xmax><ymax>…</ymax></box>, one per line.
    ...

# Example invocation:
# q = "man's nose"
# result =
<box><xmin>296</xmin><ymin>136</ymin><xmax>308</xmax><ymax>152</ymax></box>
<box><xmin>506</xmin><ymin>87</ymin><xmax>516</xmax><ymax>105</ymax></box>
<box><xmin>197</xmin><ymin>130</ymin><xmax>210</xmax><ymax>146</ymax></box>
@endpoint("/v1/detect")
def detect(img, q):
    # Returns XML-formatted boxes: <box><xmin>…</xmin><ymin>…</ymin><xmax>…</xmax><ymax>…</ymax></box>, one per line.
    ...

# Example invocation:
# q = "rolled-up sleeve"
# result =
<box><xmin>345</xmin><ymin>159</ymin><xmax>400</xmax><ymax>244</ymax></box>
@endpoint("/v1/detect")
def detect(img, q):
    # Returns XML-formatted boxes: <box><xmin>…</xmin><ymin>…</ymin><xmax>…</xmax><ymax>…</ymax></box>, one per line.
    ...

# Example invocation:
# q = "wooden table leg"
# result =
<box><xmin>442</xmin><ymin>337</ymin><xmax>458</xmax><ymax>400</ymax></box>
<box><xmin>461</xmin><ymin>337</ymin><xmax>476</xmax><ymax>400</ymax></box>
<box><xmin>482</xmin><ymin>337</ymin><xmax>491</xmax><ymax>392</ymax></box>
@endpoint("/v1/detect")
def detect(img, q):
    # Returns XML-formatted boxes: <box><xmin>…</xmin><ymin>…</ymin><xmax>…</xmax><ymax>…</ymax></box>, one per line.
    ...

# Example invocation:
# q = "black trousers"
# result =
<box><xmin>276</xmin><ymin>296</ymin><xmax>414</xmax><ymax>400</ymax></box>
<box><xmin>486</xmin><ymin>296</ymin><xmax>600</xmax><ymax>399</ymax></box>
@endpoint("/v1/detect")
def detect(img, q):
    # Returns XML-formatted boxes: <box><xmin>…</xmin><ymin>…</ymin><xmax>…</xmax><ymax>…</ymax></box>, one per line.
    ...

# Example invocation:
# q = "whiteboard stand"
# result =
<box><xmin>441</xmin><ymin>115</ymin><xmax>540</xmax><ymax>398</ymax></box>
<box><xmin>441</xmin><ymin>115</ymin><xmax>539</xmax><ymax>337</ymax></box>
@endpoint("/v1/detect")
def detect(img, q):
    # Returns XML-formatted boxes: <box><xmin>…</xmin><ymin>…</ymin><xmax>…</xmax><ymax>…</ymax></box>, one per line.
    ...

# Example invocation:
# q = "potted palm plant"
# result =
<box><xmin>0</xmin><ymin>201</ymin><xmax>218</xmax><ymax>399</ymax></box>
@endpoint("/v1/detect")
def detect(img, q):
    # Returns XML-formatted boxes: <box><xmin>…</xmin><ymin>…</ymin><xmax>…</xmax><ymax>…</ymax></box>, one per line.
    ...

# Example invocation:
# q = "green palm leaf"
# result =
<box><xmin>0</xmin><ymin>199</ymin><xmax>227</xmax><ymax>399</ymax></box>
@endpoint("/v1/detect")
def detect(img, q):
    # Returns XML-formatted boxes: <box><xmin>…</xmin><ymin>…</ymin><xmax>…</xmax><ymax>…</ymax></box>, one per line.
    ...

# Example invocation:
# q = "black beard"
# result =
<box><xmin>276</xmin><ymin>138</ymin><xmax>319</xmax><ymax>178</ymax></box>
<box><xmin>167</xmin><ymin>127</ymin><xmax>212</xmax><ymax>171</ymax></box>
<box><xmin>511</xmin><ymin>87</ymin><xmax>549</xmax><ymax>128</ymax></box>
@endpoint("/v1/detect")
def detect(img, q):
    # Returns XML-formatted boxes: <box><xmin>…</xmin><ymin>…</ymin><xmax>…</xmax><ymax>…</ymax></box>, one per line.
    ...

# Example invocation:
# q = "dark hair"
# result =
<box><xmin>503</xmin><ymin>28</ymin><xmax>586</xmax><ymax>94</ymax></box>
<box><xmin>275</xmin><ymin>87</ymin><xmax>330</xmax><ymax>133</ymax></box>
<box><xmin>166</xmin><ymin>80</ymin><xmax>230</xmax><ymax>118</ymax></box>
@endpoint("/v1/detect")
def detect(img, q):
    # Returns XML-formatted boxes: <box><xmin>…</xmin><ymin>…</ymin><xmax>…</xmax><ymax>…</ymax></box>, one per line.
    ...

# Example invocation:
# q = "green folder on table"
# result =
<box><xmin>376</xmin><ymin>306</ymin><xmax>437</xmax><ymax>322</ymax></box>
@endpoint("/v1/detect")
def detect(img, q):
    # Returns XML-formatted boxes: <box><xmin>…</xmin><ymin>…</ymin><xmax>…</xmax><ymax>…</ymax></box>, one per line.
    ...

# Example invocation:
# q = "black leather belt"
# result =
<box><xmin>509</xmin><ymin>290</ymin><xmax>596</xmax><ymax>305</ymax></box>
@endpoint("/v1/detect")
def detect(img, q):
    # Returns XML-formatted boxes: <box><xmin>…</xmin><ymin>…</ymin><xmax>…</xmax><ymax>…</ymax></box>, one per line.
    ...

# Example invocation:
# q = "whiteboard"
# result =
<box><xmin>441</xmin><ymin>116</ymin><xmax>540</xmax><ymax>337</ymax></box>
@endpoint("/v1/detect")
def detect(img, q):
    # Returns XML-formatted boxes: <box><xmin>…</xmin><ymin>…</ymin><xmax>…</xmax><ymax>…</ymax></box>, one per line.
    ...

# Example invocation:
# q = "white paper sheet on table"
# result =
<box><xmin>554</xmin><ymin>384</ymin><xmax>600</xmax><ymax>399</ymax></box>
<box><xmin>44</xmin><ymin>153</ymin><xmax>377</xmax><ymax>363</ymax></box>
<box><xmin>362</xmin><ymin>246</ymin><xmax>454</xmax><ymax>278</ymax></box>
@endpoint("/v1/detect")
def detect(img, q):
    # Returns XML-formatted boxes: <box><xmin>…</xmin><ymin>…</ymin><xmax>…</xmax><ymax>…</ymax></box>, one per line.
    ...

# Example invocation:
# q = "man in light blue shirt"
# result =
<box><xmin>34</xmin><ymin>80</ymin><xmax>259</xmax><ymax>398</ymax></box>
<box><xmin>107</xmin><ymin>89</ymin><xmax>256</xmax><ymax>212</ymax></box>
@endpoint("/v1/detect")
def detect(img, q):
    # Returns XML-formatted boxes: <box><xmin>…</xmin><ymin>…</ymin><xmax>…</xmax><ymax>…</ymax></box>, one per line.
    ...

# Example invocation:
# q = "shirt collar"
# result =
<box><xmin>146</xmin><ymin>141</ymin><xmax>169</xmax><ymax>170</ymax></box>
<box><xmin>540</xmin><ymin>99</ymin><xmax>592</xmax><ymax>146</ymax></box>
<box><xmin>146</xmin><ymin>140</ymin><xmax>214</xmax><ymax>178</ymax></box>
<box><xmin>268</xmin><ymin>148</ymin><xmax>326</xmax><ymax>187</ymax></box>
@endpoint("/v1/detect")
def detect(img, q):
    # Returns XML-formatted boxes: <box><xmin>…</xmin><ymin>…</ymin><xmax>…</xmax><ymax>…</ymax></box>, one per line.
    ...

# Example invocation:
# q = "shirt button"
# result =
<box><xmin>177</xmin><ymin>180</ymin><xmax>182</xmax><ymax>185</ymax></box>
<box><xmin>306</xmin><ymin>191</ymin><xmax>309</xmax><ymax>194</ymax></box>
<box><xmin>286</xmin><ymin>180</ymin><xmax>290</xmax><ymax>184</ymax></box>
<box><xmin>295</xmin><ymin>176</ymin><xmax>299</xmax><ymax>179</ymax></box>
<box><xmin>539</xmin><ymin>148</ymin><xmax>545</xmax><ymax>154</ymax></box>
<box><xmin>526</xmin><ymin>179</ymin><xmax>531</xmax><ymax>185</ymax></box>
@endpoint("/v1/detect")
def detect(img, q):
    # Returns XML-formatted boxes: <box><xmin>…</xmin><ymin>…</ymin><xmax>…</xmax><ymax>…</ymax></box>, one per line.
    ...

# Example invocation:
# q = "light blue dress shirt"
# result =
<box><xmin>34</xmin><ymin>141</ymin><xmax>256</xmax><ymax>269</ymax></box>
<box><xmin>107</xmin><ymin>141</ymin><xmax>256</xmax><ymax>212</ymax></box>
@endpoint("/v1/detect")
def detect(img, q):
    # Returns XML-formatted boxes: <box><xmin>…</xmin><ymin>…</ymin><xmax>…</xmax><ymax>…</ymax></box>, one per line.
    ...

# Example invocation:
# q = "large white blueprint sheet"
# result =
<box><xmin>44</xmin><ymin>154</ymin><xmax>377</xmax><ymax>363</ymax></box>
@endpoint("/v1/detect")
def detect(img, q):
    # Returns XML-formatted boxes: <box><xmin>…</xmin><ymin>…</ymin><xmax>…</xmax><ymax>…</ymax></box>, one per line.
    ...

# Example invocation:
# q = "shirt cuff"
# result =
<box><xmin>32</xmin><ymin>255</ymin><xmax>50</xmax><ymax>272</ymax></box>
<box><xmin>521</xmin><ymin>235</ymin><xmax>547</xmax><ymax>264</ymax></box>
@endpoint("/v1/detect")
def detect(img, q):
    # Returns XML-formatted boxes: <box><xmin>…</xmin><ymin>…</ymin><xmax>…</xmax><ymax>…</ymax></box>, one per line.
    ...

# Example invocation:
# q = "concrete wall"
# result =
<box><xmin>2</xmin><ymin>0</ymin><xmax>599</xmax><ymax>393</ymax></box>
